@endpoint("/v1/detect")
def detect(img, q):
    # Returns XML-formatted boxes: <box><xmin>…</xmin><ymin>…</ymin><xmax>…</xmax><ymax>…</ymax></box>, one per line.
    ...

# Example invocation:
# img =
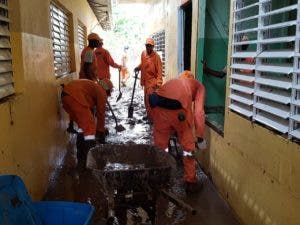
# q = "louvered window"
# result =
<box><xmin>78</xmin><ymin>22</ymin><xmax>86</xmax><ymax>53</ymax></box>
<box><xmin>0</xmin><ymin>0</ymin><xmax>13</xmax><ymax>100</ymax></box>
<box><xmin>230</xmin><ymin>0</ymin><xmax>300</xmax><ymax>140</ymax></box>
<box><xmin>50</xmin><ymin>2</ymin><xmax>72</xmax><ymax>77</ymax></box>
<box><xmin>152</xmin><ymin>30</ymin><xmax>166</xmax><ymax>76</ymax></box>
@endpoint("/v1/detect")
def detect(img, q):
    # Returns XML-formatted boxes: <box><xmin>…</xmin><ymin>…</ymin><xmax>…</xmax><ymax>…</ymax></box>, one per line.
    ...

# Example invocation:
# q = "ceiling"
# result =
<box><xmin>87</xmin><ymin>0</ymin><xmax>150</xmax><ymax>30</ymax></box>
<box><xmin>87</xmin><ymin>0</ymin><xmax>113</xmax><ymax>30</ymax></box>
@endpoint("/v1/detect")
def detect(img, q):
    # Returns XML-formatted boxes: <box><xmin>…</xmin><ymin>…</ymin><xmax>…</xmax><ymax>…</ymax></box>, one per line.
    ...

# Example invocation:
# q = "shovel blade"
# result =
<box><xmin>128</xmin><ymin>105</ymin><xmax>134</xmax><ymax>118</ymax></box>
<box><xmin>116</xmin><ymin>92</ymin><xmax>122</xmax><ymax>102</ymax></box>
<box><xmin>115</xmin><ymin>124</ymin><xmax>126</xmax><ymax>132</ymax></box>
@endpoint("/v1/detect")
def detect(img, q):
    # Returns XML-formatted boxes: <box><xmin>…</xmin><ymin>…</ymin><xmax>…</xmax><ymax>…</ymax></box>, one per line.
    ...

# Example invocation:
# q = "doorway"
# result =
<box><xmin>178</xmin><ymin>1</ymin><xmax>192</xmax><ymax>72</ymax></box>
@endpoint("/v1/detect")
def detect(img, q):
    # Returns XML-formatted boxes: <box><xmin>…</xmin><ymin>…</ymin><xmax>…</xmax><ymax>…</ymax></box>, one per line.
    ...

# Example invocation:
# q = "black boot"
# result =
<box><xmin>76</xmin><ymin>135</ymin><xmax>96</xmax><ymax>170</ymax></box>
<box><xmin>185</xmin><ymin>180</ymin><xmax>203</xmax><ymax>194</ymax></box>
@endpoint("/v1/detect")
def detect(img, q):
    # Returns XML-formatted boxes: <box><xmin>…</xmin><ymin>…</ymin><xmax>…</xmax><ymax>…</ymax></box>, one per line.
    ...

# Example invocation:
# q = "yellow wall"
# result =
<box><xmin>0</xmin><ymin>0</ymin><xmax>102</xmax><ymax>200</ymax></box>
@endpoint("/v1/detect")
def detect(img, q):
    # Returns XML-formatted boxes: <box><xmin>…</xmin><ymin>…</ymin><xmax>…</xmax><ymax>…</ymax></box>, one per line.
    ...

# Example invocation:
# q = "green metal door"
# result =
<box><xmin>196</xmin><ymin>0</ymin><xmax>230</xmax><ymax>132</ymax></box>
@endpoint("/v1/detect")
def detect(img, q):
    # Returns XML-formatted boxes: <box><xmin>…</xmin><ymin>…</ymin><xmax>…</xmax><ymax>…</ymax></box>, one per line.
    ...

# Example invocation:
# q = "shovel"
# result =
<box><xmin>116</xmin><ymin>68</ymin><xmax>122</xmax><ymax>102</ymax></box>
<box><xmin>107</xmin><ymin>101</ymin><xmax>126</xmax><ymax>132</ymax></box>
<box><xmin>128</xmin><ymin>70</ymin><xmax>139</xmax><ymax>118</ymax></box>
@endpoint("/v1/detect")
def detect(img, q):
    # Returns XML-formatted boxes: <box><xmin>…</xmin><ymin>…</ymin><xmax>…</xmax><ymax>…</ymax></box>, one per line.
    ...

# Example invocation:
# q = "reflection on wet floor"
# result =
<box><xmin>44</xmin><ymin>79</ymin><xmax>241</xmax><ymax>225</ymax></box>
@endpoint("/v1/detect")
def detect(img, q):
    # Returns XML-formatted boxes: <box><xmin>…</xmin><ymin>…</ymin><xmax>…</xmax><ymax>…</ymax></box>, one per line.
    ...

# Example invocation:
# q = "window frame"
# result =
<box><xmin>0</xmin><ymin>0</ymin><xmax>14</xmax><ymax>101</ymax></box>
<box><xmin>229</xmin><ymin>0</ymin><xmax>300</xmax><ymax>141</ymax></box>
<box><xmin>49</xmin><ymin>1</ymin><xmax>75</xmax><ymax>78</ymax></box>
<box><xmin>77</xmin><ymin>20</ymin><xmax>87</xmax><ymax>53</ymax></box>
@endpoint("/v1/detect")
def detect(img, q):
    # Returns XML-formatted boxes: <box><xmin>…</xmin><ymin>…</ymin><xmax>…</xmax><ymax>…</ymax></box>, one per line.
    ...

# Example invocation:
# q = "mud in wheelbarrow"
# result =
<box><xmin>86</xmin><ymin>144</ymin><xmax>175</xmax><ymax>193</ymax></box>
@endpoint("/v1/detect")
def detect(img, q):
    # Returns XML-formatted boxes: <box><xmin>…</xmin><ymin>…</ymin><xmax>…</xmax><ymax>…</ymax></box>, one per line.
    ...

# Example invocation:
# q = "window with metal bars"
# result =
<box><xmin>0</xmin><ymin>0</ymin><xmax>14</xmax><ymax>100</ymax></box>
<box><xmin>50</xmin><ymin>2</ymin><xmax>72</xmax><ymax>77</ymax></box>
<box><xmin>77</xmin><ymin>21</ymin><xmax>86</xmax><ymax>53</ymax></box>
<box><xmin>152</xmin><ymin>30</ymin><xmax>165</xmax><ymax>76</ymax></box>
<box><xmin>230</xmin><ymin>0</ymin><xmax>300</xmax><ymax>140</ymax></box>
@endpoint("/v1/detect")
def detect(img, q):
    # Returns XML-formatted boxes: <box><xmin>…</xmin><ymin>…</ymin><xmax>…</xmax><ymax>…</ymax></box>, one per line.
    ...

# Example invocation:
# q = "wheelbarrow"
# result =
<box><xmin>87</xmin><ymin>144</ymin><xmax>196</xmax><ymax>225</ymax></box>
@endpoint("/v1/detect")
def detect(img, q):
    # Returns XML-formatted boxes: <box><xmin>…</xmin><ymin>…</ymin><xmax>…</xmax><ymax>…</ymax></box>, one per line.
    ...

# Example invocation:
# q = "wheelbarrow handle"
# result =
<box><xmin>160</xmin><ymin>189</ymin><xmax>197</xmax><ymax>215</ymax></box>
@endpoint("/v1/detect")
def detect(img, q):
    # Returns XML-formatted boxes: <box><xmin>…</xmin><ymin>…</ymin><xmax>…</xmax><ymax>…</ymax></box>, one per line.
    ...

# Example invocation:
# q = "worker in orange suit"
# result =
<box><xmin>79</xmin><ymin>33</ymin><xmax>101</xmax><ymax>80</ymax></box>
<box><xmin>61</xmin><ymin>78</ymin><xmax>113</xmax><ymax>169</ymax></box>
<box><xmin>66</xmin><ymin>33</ymin><xmax>101</xmax><ymax>134</ymax></box>
<box><xmin>149</xmin><ymin>71</ymin><xmax>206</xmax><ymax>193</ymax></box>
<box><xmin>94</xmin><ymin>37</ymin><xmax>122</xmax><ymax>80</ymax></box>
<box><xmin>120</xmin><ymin>46</ymin><xmax>130</xmax><ymax>86</ymax></box>
<box><xmin>134</xmin><ymin>38</ymin><xmax>163</xmax><ymax>121</ymax></box>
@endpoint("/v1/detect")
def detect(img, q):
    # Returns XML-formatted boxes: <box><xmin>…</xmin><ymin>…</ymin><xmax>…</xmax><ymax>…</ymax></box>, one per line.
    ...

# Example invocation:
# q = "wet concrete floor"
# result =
<box><xmin>44</xmin><ymin>76</ymin><xmax>241</xmax><ymax>225</ymax></box>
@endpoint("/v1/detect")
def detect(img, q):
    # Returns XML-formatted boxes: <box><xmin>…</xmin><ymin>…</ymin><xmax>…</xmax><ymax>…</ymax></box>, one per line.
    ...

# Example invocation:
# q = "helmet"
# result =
<box><xmin>87</xmin><ymin>33</ymin><xmax>102</xmax><ymax>42</ymax></box>
<box><xmin>145</xmin><ymin>38</ymin><xmax>155</xmax><ymax>46</ymax></box>
<box><xmin>179</xmin><ymin>70</ymin><xmax>194</xmax><ymax>79</ymax></box>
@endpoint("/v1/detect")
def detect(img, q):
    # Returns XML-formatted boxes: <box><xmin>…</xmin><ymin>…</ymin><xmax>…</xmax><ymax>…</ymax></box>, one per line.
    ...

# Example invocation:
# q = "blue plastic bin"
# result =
<box><xmin>33</xmin><ymin>201</ymin><xmax>94</xmax><ymax>225</ymax></box>
<box><xmin>0</xmin><ymin>175</ymin><xmax>94</xmax><ymax>225</ymax></box>
<box><xmin>0</xmin><ymin>175</ymin><xmax>42</xmax><ymax>225</ymax></box>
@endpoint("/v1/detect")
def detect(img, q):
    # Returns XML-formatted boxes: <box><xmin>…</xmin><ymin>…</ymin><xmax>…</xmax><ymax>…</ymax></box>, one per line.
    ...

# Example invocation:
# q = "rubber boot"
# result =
<box><xmin>76</xmin><ymin>134</ymin><xmax>96</xmax><ymax>170</ymax></box>
<box><xmin>185</xmin><ymin>180</ymin><xmax>203</xmax><ymax>194</ymax></box>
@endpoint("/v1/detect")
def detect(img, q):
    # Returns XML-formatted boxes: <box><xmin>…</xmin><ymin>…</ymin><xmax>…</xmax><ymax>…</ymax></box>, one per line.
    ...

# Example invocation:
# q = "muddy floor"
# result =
<box><xmin>44</xmin><ymin>75</ymin><xmax>241</xmax><ymax>225</ymax></box>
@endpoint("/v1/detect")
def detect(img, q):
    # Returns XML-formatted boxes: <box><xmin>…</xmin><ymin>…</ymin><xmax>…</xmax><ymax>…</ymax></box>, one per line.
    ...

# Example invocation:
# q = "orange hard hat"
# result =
<box><xmin>145</xmin><ymin>38</ymin><xmax>155</xmax><ymax>46</ymax></box>
<box><xmin>179</xmin><ymin>70</ymin><xmax>194</xmax><ymax>79</ymax></box>
<box><xmin>98</xmin><ymin>78</ymin><xmax>113</xmax><ymax>91</ymax></box>
<box><xmin>87</xmin><ymin>33</ymin><xmax>102</xmax><ymax>42</ymax></box>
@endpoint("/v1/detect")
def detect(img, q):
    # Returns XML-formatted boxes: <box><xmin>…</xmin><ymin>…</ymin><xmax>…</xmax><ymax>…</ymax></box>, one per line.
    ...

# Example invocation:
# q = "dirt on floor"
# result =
<box><xmin>44</xmin><ymin>75</ymin><xmax>240</xmax><ymax>225</ymax></box>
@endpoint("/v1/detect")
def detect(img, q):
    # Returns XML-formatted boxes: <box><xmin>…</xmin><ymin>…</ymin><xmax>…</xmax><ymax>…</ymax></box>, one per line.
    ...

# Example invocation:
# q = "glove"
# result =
<box><xmin>96</xmin><ymin>131</ymin><xmax>106</xmax><ymax>144</ymax></box>
<box><xmin>195</xmin><ymin>137</ymin><xmax>207</xmax><ymax>150</ymax></box>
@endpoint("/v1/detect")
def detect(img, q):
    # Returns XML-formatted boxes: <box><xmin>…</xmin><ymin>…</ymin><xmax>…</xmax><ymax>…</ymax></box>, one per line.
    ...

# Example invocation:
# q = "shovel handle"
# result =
<box><xmin>130</xmin><ymin>71</ymin><xmax>139</xmax><ymax>105</ymax></box>
<box><xmin>107</xmin><ymin>101</ymin><xmax>118</xmax><ymax>125</ymax></box>
<box><xmin>118</xmin><ymin>68</ymin><xmax>121</xmax><ymax>91</ymax></box>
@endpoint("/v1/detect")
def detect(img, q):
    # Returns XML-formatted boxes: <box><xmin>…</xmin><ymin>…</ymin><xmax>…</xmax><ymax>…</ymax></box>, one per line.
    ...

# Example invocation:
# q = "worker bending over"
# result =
<box><xmin>134</xmin><ymin>38</ymin><xmax>162</xmax><ymax>121</ymax></box>
<box><xmin>61</xmin><ymin>78</ymin><xmax>113</xmax><ymax>169</ymax></box>
<box><xmin>149</xmin><ymin>71</ymin><xmax>205</xmax><ymax>193</ymax></box>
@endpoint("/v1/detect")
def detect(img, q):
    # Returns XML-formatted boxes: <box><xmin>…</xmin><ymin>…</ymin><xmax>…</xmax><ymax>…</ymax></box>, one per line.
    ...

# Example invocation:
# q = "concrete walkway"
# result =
<box><xmin>44</xmin><ymin>78</ymin><xmax>241</xmax><ymax>225</ymax></box>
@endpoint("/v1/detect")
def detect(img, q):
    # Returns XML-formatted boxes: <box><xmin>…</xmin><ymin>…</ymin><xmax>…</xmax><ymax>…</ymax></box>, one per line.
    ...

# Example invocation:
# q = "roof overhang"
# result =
<box><xmin>87</xmin><ymin>0</ymin><xmax>113</xmax><ymax>30</ymax></box>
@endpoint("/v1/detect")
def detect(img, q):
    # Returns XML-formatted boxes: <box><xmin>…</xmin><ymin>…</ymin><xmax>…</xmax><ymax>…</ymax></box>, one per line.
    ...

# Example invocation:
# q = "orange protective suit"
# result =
<box><xmin>62</xmin><ymin>79</ymin><xmax>108</xmax><ymax>140</ymax></box>
<box><xmin>121</xmin><ymin>54</ymin><xmax>129</xmax><ymax>83</ymax></box>
<box><xmin>79</xmin><ymin>47</ymin><xmax>98</xmax><ymax>80</ymax></box>
<box><xmin>151</xmin><ymin>78</ymin><xmax>205</xmax><ymax>183</ymax></box>
<box><xmin>137</xmin><ymin>50</ymin><xmax>162</xmax><ymax>118</ymax></box>
<box><xmin>240</xmin><ymin>57</ymin><xmax>255</xmax><ymax>74</ymax></box>
<box><xmin>240</xmin><ymin>57</ymin><xmax>255</xmax><ymax>85</ymax></box>
<box><xmin>95</xmin><ymin>47</ymin><xmax>120</xmax><ymax>79</ymax></box>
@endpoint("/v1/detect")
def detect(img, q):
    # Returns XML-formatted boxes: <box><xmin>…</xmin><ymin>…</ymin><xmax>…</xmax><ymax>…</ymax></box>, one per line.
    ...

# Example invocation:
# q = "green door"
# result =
<box><xmin>196</xmin><ymin>0</ymin><xmax>230</xmax><ymax>133</ymax></box>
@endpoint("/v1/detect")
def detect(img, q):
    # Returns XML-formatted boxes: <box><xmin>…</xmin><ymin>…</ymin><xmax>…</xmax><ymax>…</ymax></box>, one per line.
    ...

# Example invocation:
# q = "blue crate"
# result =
<box><xmin>33</xmin><ymin>201</ymin><xmax>94</xmax><ymax>225</ymax></box>
<box><xmin>0</xmin><ymin>175</ymin><xmax>94</xmax><ymax>225</ymax></box>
